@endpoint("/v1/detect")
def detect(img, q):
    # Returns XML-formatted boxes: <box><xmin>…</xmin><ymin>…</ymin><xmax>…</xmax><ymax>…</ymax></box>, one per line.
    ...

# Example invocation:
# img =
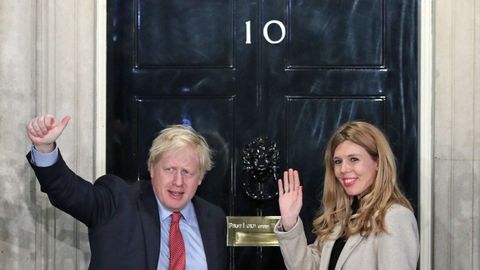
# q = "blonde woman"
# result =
<box><xmin>275</xmin><ymin>121</ymin><xmax>419</xmax><ymax>270</ymax></box>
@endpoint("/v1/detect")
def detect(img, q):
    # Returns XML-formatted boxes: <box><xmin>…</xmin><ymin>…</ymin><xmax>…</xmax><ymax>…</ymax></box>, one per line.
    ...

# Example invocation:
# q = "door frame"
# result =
<box><xmin>418</xmin><ymin>0</ymin><xmax>433</xmax><ymax>268</ymax></box>
<box><xmin>94</xmin><ymin>0</ymin><xmax>433</xmax><ymax>268</ymax></box>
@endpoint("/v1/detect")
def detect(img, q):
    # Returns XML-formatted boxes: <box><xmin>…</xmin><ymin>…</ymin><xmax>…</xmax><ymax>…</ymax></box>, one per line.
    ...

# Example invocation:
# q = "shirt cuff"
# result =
<box><xmin>30</xmin><ymin>144</ymin><xmax>59</xmax><ymax>167</ymax></box>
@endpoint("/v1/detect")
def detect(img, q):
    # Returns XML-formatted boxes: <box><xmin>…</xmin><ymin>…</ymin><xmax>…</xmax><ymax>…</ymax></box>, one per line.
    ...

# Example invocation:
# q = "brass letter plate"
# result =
<box><xmin>226</xmin><ymin>216</ymin><xmax>280</xmax><ymax>247</ymax></box>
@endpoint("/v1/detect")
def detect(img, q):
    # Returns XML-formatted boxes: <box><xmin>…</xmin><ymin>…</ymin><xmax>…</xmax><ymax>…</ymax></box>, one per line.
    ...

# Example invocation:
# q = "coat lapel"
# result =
<box><xmin>334</xmin><ymin>233</ymin><xmax>363</xmax><ymax>270</ymax></box>
<box><xmin>320</xmin><ymin>239</ymin><xmax>335</xmax><ymax>270</ymax></box>
<box><xmin>138</xmin><ymin>182</ymin><xmax>161</xmax><ymax>270</ymax></box>
<box><xmin>319</xmin><ymin>225</ymin><xmax>364</xmax><ymax>270</ymax></box>
<box><xmin>319</xmin><ymin>224</ymin><xmax>342</xmax><ymax>270</ymax></box>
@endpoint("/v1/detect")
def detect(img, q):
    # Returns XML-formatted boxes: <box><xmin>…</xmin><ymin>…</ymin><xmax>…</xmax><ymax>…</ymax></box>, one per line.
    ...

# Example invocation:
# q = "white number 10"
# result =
<box><xmin>245</xmin><ymin>20</ymin><xmax>286</xmax><ymax>45</ymax></box>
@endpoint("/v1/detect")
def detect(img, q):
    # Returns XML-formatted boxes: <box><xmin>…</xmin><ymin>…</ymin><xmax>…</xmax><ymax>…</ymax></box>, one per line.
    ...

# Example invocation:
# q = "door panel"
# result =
<box><xmin>288</xmin><ymin>0</ymin><xmax>384</xmax><ymax>67</ymax></box>
<box><xmin>137</xmin><ymin>0</ymin><xmax>234</xmax><ymax>67</ymax></box>
<box><xmin>108</xmin><ymin>0</ymin><xmax>417</xmax><ymax>269</ymax></box>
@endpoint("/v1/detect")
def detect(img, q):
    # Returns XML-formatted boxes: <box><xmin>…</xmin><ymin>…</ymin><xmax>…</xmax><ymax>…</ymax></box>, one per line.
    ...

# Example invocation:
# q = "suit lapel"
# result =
<box><xmin>192</xmin><ymin>197</ymin><xmax>214</xmax><ymax>269</ymax></box>
<box><xmin>138</xmin><ymin>182</ymin><xmax>161</xmax><ymax>270</ymax></box>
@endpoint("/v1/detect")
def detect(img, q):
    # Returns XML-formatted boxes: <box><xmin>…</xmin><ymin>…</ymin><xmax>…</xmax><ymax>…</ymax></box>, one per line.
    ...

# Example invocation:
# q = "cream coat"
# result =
<box><xmin>275</xmin><ymin>204</ymin><xmax>419</xmax><ymax>270</ymax></box>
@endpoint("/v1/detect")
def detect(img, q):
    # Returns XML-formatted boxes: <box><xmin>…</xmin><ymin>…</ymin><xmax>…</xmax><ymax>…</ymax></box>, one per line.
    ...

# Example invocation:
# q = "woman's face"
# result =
<box><xmin>333</xmin><ymin>140</ymin><xmax>378</xmax><ymax>196</ymax></box>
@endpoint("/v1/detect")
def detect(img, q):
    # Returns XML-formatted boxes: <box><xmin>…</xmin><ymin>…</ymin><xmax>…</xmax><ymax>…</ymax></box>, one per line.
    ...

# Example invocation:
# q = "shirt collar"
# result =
<box><xmin>155</xmin><ymin>197</ymin><xmax>196</xmax><ymax>225</ymax></box>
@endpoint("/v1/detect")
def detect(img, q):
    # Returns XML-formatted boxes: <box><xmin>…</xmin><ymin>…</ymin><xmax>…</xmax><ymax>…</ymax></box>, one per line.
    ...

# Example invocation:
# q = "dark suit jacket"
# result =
<box><xmin>28</xmin><ymin>152</ymin><xmax>227</xmax><ymax>270</ymax></box>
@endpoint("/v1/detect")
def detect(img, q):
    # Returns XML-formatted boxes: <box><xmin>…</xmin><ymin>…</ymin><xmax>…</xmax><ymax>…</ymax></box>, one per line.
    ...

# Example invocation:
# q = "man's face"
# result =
<box><xmin>150</xmin><ymin>146</ymin><xmax>202</xmax><ymax>211</ymax></box>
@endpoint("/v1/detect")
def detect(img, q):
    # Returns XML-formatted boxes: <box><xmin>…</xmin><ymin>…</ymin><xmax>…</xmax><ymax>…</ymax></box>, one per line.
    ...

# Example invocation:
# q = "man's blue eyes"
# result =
<box><xmin>164</xmin><ymin>168</ymin><xmax>191</xmax><ymax>175</ymax></box>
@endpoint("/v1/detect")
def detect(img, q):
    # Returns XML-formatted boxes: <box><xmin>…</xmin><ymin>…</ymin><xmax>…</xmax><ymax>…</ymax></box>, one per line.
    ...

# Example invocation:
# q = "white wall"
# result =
<box><xmin>433</xmin><ymin>0</ymin><xmax>480</xmax><ymax>269</ymax></box>
<box><xmin>0</xmin><ymin>0</ymin><xmax>95</xmax><ymax>268</ymax></box>
<box><xmin>0</xmin><ymin>1</ymin><xmax>37</xmax><ymax>269</ymax></box>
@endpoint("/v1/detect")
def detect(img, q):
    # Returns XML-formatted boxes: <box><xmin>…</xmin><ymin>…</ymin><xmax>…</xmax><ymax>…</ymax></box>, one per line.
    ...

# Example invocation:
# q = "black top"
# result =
<box><xmin>328</xmin><ymin>196</ymin><xmax>360</xmax><ymax>270</ymax></box>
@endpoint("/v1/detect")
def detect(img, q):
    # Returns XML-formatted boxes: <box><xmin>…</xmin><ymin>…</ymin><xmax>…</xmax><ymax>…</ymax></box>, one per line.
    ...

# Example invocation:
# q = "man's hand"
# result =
<box><xmin>278</xmin><ymin>168</ymin><xmax>303</xmax><ymax>231</ymax></box>
<box><xmin>26</xmin><ymin>115</ymin><xmax>70</xmax><ymax>153</ymax></box>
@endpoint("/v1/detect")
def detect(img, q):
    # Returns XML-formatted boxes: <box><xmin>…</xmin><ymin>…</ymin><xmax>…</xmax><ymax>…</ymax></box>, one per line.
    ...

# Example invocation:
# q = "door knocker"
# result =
<box><xmin>242</xmin><ymin>137</ymin><xmax>280</xmax><ymax>200</ymax></box>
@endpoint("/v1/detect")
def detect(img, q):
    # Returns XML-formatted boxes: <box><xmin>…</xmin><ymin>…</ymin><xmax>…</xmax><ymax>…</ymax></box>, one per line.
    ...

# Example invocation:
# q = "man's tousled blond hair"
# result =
<box><xmin>148</xmin><ymin>125</ymin><xmax>213</xmax><ymax>177</ymax></box>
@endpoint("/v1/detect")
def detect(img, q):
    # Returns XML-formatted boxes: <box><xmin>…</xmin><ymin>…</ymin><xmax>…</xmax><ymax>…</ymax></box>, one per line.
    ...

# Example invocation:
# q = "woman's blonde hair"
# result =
<box><xmin>147</xmin><ymin>125</ymin><xmax>213</xmax><ymax>177</ymax></box>
<box><xmin>313</xmin><ymin>121</ymin><xmax>412</xmax><ymax>241</ymax></box>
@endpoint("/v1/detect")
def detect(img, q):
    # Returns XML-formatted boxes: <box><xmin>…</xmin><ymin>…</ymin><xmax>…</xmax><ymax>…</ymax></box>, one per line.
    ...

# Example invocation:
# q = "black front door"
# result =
<box><xmin>107</xmin><ymin>0</ymin><xmax>418</xmax><ymax>269</ymax></box>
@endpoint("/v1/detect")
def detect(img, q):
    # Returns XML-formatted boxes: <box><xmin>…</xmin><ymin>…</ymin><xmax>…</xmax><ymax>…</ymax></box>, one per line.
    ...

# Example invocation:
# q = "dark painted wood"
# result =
<box><xmin>107</xmin><ymin>0</ymin><xmax>418</xmax><ymax>269</ymax></box>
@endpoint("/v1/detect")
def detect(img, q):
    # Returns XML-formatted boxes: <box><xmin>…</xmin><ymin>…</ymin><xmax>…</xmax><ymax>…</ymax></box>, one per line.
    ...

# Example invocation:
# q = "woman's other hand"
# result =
<box><xmin>278</xmin><ymin>168</ymin><xmax>303</xmax><ymax>231</ymax></box>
